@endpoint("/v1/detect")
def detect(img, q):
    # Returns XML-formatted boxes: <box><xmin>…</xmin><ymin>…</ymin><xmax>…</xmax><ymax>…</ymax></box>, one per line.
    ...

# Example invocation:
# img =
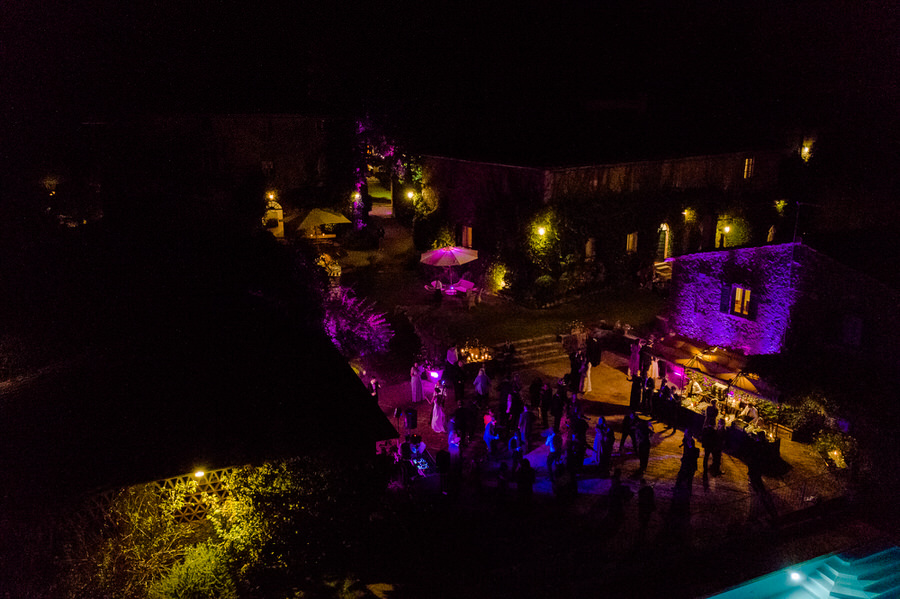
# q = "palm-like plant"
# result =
<box><xmin>322</xmin><ymin>286</ymin><xmax>393</xmax><ymax>360</ymax></box>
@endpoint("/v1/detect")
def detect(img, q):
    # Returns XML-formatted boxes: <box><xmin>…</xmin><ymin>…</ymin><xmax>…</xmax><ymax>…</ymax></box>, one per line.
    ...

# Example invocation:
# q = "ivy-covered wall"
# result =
<box><xmin>547</xmin><ymin>150</ymin><xmax>784</xmax><ymax>197</ymax></box>
<box><xmin>668</xmin><ymin>242</ymin><xmax>900</xmax><ymax>364</ymax></box>
<box><xmin>420</xmin><ymin>155</ymin><xmax>546</xmax><ymax>251</ymax></box>
<box><xmin>668</xmin><ymin>243</ymin><xmax>799</xmax><ymax>355</ymax></box>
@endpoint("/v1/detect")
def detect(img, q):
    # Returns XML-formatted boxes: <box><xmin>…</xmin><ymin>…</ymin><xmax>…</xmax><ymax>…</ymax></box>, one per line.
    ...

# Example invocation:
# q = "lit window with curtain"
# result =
<box><xmin>626</xmin><ymin>232</ymin><xmax>638</xmax><ymax>253</ymax></box>
<box><xmin>461</xmin><ymin>226</ymin><xmax>473</xmax><ymax>248</ymax></box>
<box><xmin>743</xmin><ymin>157</ymin><xmax>755</xmax><ymax>179</ymax></box>
<box><xmin>731</xmin><ymin>286</ymin><xmax>752</xmax><ymax>317</ymax></box>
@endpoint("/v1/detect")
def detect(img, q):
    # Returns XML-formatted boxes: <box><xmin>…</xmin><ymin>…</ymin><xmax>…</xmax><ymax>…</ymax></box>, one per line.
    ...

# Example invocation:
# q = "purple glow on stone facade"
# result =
<box><xmin>668</xmin><ymin>243</ymin><xmax>799</xmax><ymax>355</ymax></box>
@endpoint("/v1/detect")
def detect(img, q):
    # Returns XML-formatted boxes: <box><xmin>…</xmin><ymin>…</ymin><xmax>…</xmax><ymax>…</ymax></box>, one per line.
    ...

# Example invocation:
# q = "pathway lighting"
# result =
<box><xmin>407</xmin><ymin>191</ymin><xmax>415</xmax><ymax>200</ymax></box>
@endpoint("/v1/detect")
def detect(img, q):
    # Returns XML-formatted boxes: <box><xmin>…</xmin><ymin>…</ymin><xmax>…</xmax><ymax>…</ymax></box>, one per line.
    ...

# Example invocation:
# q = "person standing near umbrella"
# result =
<box><xmin>420</xmin><ymin>246</ymin><xmax>479</xmax><ymax>287</ymax></box>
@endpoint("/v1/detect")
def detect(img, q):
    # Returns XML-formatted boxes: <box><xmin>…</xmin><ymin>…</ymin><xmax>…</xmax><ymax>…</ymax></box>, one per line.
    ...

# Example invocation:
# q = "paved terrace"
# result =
<box><xmin>375</xmin><ymin>350</ymin><xmax>849</xmax><ymax>549</ymax></box>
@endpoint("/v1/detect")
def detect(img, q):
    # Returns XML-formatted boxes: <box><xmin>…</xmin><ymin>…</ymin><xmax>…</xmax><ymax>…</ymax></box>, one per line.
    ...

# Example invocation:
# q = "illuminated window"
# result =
<box><xmin>461</xmin><ymin>226</ymin><xmax>473</xmax><ymax>248</ymax></box>
<box><xmin>743</xmin><ymin>157</ymin><xmax>755</xmax><ymax>179</ymax></box>
<box><xmin>730</xmin><ymin>286</ymin><xmax>752</xmax><ymax>318</ymax></box>
<box><xmin>626</xmin><ymin>232</ymin><xmax>638</xmax><ymax>253</ymax></box>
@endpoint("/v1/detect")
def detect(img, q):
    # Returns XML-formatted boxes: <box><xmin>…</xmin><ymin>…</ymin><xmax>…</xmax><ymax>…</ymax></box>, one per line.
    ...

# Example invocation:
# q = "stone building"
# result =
<box><xmin>666</xmin><ymin>241</ymin><xmax>900</xmax><ymax>365</ymax></box>
<box><xmin>419</xmin><ymin>148</ymin><xmax>788</xmax><ymax>275</ymax></box>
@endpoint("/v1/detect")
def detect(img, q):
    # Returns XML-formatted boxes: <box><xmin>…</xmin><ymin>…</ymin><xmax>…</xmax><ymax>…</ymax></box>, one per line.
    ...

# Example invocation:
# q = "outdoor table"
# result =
<box><xmin>410</xmin><ymin>448</ymin><xmax>438</xmax><ymax>476</ymax></box>
<box><xmin>676</xmin><ymin>401</ymin><xmax>707</xmax><ymax>433</ymax></box>
<box><xmin>725</xmin><ymin>421</ymin><xmax>781</xmax><ymax>463</ymax></box>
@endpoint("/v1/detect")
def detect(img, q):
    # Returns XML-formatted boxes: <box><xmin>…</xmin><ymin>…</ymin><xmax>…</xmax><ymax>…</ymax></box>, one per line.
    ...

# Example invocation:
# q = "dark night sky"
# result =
<box><xmin>3</xmin><ymin>1</ymin><xmax>898</xmax><ymax>160</ymax></box>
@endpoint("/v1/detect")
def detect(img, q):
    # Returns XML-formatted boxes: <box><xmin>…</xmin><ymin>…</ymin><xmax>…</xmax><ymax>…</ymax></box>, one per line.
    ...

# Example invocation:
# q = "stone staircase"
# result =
<box><xmin>713</xmin><ymin>543</ymin><xmax>900</xmax><ymax>598</ymax></box>
<box><xmin>798</xmin><ymin>545</ymin><xmax>900</xmax><ymax>599</ymax></box>
<box><xmin>493</xmin><ymin>334</ymin><xmax>569</xmax><ymax>371</ymax></box>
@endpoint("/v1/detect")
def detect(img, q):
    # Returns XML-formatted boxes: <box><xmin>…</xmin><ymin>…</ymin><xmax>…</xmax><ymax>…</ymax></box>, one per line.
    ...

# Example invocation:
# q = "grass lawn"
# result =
<box><xmin>339</xmin><ymin>218</ymin><xmax>666</xmax><ymax>380</ymax></box>
<box><xmin>431</xmin><ymin>286</ymin><xmax>665</xmax><ymax>346</ymax></box>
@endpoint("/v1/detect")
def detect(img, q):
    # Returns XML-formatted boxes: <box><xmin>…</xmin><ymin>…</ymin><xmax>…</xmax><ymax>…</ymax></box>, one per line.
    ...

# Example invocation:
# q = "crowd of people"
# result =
<box><xmin>392</xmin><ymin>340</ymin><xmax>673</xmax><ymax>503</ymax></box>
<box><xmin>387</xmin><ymin>336</ymin><xmax>774</xmax><ymax>520</ymax></box>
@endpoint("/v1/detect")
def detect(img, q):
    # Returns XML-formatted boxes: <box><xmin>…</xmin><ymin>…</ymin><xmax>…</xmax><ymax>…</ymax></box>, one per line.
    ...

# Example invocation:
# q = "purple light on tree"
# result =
<box><xmin>323</xmin><ymin>286</ymin><xmax>393</xmax><ymax>360</ymax></box>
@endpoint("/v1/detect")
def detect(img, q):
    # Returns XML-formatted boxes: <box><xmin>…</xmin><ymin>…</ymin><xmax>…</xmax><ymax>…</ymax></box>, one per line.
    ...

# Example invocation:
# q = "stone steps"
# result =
<box><xmin>493</xmin><ymin>334</ymin><xmax>569</xmax><ymax>371</ymax></box>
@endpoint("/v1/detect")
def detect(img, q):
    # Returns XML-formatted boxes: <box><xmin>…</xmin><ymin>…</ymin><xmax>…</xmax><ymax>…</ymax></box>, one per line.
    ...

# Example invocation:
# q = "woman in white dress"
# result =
<box><xmin>628</xmin><ymin>341</ymin><xmax>641</xmax><ymax>378</ymax></box>
<box><xmin>579</xmin><ymin>358</ymin><xmax>592</xmax><ymax>394</ymax></box>
<box><xmin>430</xmin><ymin>383</ymin><xmax>447</xmax><ymax>433</ymax></box>
<box><xmin>410</xmin><ymin>362</ymin><xmax>424</xmax><ymax>403</ymax></box>
<box><xmin>648</xmin><ymin>356</ymin><xmax>659</xmax><ymax>382</ymax></box>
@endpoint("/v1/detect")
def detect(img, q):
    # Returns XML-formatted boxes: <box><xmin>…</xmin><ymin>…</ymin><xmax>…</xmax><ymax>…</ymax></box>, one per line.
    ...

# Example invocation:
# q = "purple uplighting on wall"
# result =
<box><xmin>668</xmin><ymin>243</ymin><xmax>800</xmax><ymax>355</ymax></box>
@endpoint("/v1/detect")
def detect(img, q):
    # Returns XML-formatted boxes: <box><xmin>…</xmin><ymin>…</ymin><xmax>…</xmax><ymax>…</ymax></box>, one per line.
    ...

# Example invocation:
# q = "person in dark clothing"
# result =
<box><xmin>507</xmin><ymin>393</ymin><xmax>524</xmax><ymax>436</ymax></box>
<box><xmin>518</xmin><ymin>408</ymin><xmax>534</xmax><ymax>452</ymax></box>
<box><xmin>538</xmin><ymin>383</ymin><xmax>552</xmax><ymax>428</ymax></box>
<box><xmin>703</xmin><ymin>399</ymin><xmax>719</xmax><ymax>430</ymax></box>
<box><xmin>639</xmin><ymin>341</ymin><xmax>652</xmax><ymax>381</ymax></box>
<box><xmin>656</xmin><ymin>384</ymin><xmax>674</xmax><ymax>422</ymax></box>
<box><xmin>453</xmin><ymin>402</ymin><xmax>473</xmax><ymax>446</ymax></box>
<box><xmin>553</xmin><ymin>463</ymin><xmax>577</xmax><ymax>501</ymax></box>
<box><xmin>452</xmin><ymin>360</ymin><xmax>466</xmax><ymax>406</ymax></box>
<box><xmin>509</xmin><ymin>430</ymin><xmax>525</xmax><ymax>473</ymax></box>
<box><xmin>497</xmin><ymin>376</ymin><xmax>513</xmax><ymax>406</ymax></box>
<box><xmin>483</xmin><ymin>412</ymin><xmax>500</xmax><ymax>454</ymax></box>
<box><xmin>629</xmin><ymin>376</ymin><xmax>643</xmax><ymax>411</ymax></box>
<box><xmin>710</xmin><ymin>418</ymin><xmax>727</xmax><ymax>475</ymax></box>
<box><xmin>569</xmin><ymin>409</ymin><xmax>588</xmax><ymax>439</ymax></box>
<box><xmin>641</xmin><ymin>377</ymin><xmax>655</xmax><ymax>414</ymax></box>
<box><xmin>747</xmin><ymin>431</ymin><xmax>766</xmax><ymax>491</ymax></box>
<box><xmin>546</xmin><ymin>430</ymin><xmax>563</xmax><ymax>480</ymax></box>
<box><xmin>550</xmin><ymin>385</ymin><xmax>566</xmax><ymax>433</ymax></box>
<box><xmin>528</xmin><ymin>377</ymin><xmax>543</xmax><ymax>410</ymax></box>
<box><xmin>619</xmin><ymin>411</ymin><xmax>638</xmax><ymax>453</ymax></box>
<box><xmin>701</xmin><ymin>422</ymin><xmax>721</xmax><ymax>475</ymax></box>
<box><xmin>497</xmin><ymin>462</ymin><xmax>510</xmax><ymax>503</ymax></box>
<box><xmin>607</xmin><ymin>468</ymin><xmax>630</xmax><ymax>524</ymax></box>
<box><xmin>566</xmin><ymin>427</ymin><xmax>587</xmax><ymax>476</ymax></box>
<box><xmin>594</xmin><ymin>417</ymin><xmax>615</xmax><ymax>475</ymax></box>
<box><xmin>586</xmin><ymin>335</ymin><xmax>602</xmax><ymax>368</ymax></box>
<box><xmin>516</xmin><ymin>459</ymin><xmax>536</xmax><ymax>504</ymax></box>
<box><xmin>635</xmin><ymin>417</ymin><xmax>654</xmax><ymax>472</ymax></box>
<box><xmin>676</xmin><ymin>438</ymin><xmax>700</xmax><ymax>492</ymax></box>
<box><xmin>637</xmin><ymin>478</ymin><xmax>656</xmax><ymax>529</ymax></box>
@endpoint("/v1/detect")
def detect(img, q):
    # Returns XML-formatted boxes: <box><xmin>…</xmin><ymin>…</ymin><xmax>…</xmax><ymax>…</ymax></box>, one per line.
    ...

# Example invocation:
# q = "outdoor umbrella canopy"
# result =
<box><xmin>420</xmin><ymin>246</ymin><xmax>478</xmax><ymax>285</ymax></box>
<box><xmin>722</xmin><ymin>371</ymin><xmax>761</xmax><ymax>394</ymax></box>
<box><xmin>298</xmin><ymin>208</ymin><xmax>351</xmax><ymax>234</ymax></box>
<box><xmin>419</xmin><ymin>246</ymin><xmax>478</xmax><ymax>267</ymax></box>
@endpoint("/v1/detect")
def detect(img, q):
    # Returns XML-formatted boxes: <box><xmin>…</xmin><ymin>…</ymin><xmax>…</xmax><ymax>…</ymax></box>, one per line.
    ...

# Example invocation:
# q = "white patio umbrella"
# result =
<box><xmin>420</xmin><ymin>246</ymin><xmax>478</xmax><ymax>284</ymax></box>
<box><xmin>298</xmin><ymin>208</ymin><xmax>351</xmax><ymax>238</ymax></box>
